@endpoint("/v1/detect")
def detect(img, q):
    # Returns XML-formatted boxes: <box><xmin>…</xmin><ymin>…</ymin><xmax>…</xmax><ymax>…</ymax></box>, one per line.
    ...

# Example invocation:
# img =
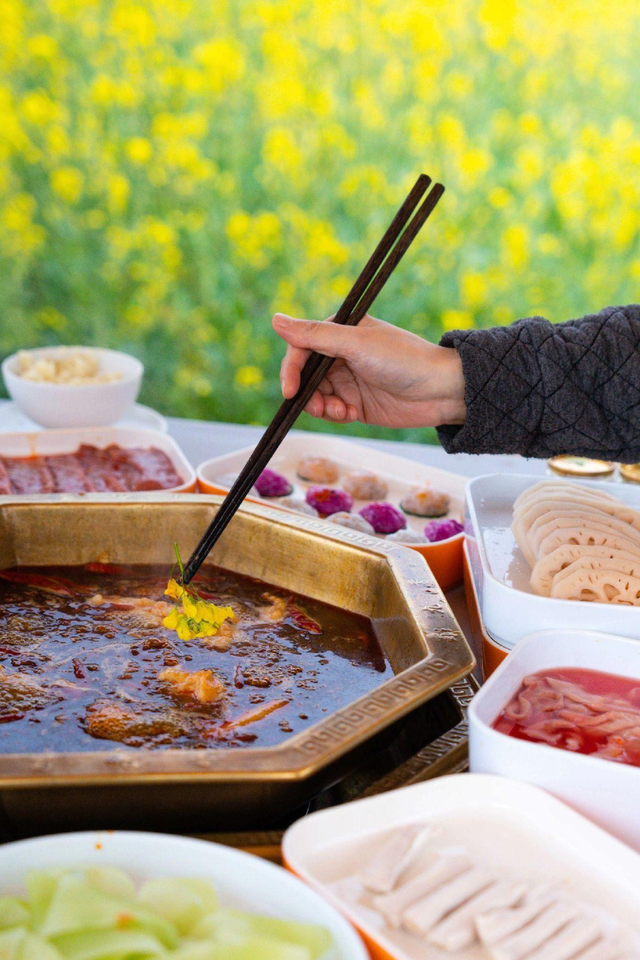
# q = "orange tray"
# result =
<box><xmin>198</xmin><ymin>433</ymin><xmax>466</xmax><ymax>591</ymax></box>
<box><xmin>463</xmin><ymin>537</ymin><xmax>510</xmax><ymax>679</ymax></box>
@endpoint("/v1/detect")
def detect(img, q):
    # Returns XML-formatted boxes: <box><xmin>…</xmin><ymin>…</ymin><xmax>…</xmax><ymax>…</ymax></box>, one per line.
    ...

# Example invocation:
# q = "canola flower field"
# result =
<box><xmin>1</xmin><ymin>0</ymin><xmax>639</xmax><ymax>440</ymax></box>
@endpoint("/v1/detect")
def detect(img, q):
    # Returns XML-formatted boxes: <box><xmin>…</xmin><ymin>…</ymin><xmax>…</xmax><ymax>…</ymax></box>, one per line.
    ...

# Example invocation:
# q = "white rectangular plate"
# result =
<box><xmin>284</xmin><ymin>773</ymin><xmax>640</xmax><ymax>960</ymax></box>
<box><xmin>466</xmin><ymin>473</ymin><xmax>640</xmax><ymax>644</ymax></box>
<box><xmin>0</xmin><ymin>426</ymin><xmax>195</xmax><ymax>493</ymax></box>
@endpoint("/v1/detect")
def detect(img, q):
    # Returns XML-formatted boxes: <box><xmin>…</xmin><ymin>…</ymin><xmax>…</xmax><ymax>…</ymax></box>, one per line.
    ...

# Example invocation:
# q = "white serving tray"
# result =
<box><xmin>466</xmin><ymin>473</ymin><xmax>640</xmax><ymax>644</ymax></box>
<box><xmin>0</xmin><ymin>830</ymin><xmax>366</xmax><ymax>960</ymax></box>
<box><xmin>199</xmin><ymin>433</ymin><xmax>467</xmax><ymax>541</ymax></box>
<box><xmin>469</xmin><ymin>629</ymin><xmax>640</xmax><ymax>850</ymax></box>
<box><xmin>283</xmin><ymin>773</ymin><xmax>640</xmax><ymax>960</ymax></box>
<box><xmin>0</xmin><ymin>426</ymin><xmax>195</xmax><ymax>493</ymax></box>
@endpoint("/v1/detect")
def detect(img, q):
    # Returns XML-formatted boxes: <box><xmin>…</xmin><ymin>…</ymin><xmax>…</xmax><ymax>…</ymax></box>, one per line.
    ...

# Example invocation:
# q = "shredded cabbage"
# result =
<box><xmin>0</xmin><ymin>868</ymin><xmax>332</xmax><ymax>960</ymax></box>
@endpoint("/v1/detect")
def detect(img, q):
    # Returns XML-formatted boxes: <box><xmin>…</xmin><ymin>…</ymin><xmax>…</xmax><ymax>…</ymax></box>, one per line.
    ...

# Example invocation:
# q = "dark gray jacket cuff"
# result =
<box><xmin>436</xmin><ymin>305</ymin><xmax>640</xmax><ymax>461</ymax></box>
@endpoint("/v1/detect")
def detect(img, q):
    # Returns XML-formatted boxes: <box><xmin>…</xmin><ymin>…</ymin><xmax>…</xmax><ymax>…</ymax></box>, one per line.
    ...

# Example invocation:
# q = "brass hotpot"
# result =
<box><xmin>0</xmin><ymin>494</ymin><xmax>474</xmax><ymax>833</ymax></box>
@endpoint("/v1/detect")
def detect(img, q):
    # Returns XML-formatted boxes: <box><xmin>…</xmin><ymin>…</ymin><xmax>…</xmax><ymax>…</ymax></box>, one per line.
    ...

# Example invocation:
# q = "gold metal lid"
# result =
<box><xmin>547</xmin><ymin>455</ymin><xmax>615</xmax><ymax>478</ymax></box>
<box><xmin>620</xmin><ymin>463</ymin><xmax>640</xmax><ymax>483</ymax></box>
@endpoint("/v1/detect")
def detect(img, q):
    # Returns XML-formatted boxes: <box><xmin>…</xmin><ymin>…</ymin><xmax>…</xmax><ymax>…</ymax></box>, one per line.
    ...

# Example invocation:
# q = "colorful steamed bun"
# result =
<box><xmin>305</xmin><ymin>485</ymin><xmax>354</xmax><ymax>516</ymax></box>
<box><xmin>331</xmin><ymin>511</ymin><xmax>375</xmax><ymax>535</ymax></box>
<box><xmin>424</xmin><ymin>518</ymin><xmax>464</xmax><ymax>542</ymax></box>
<box><xmin>279</xmin><ymin>495</ymin><xmax>318</xmax><ymax>517</ymax></box>
<box><xmin>359</xmin><ymin>502</ymin><xmax>407</xmax><ymax>534</ymax></box>
<box><xmin>343</xmin><ymin>469</ymin><xmax>389</xmax><ymax>501</ymax></box>
<box><xmin>386</xmin><ymin>528</ymin><xmax>425</xmax><ymax>543</ymax></box>
<box><xmin>296</xmin><ymin>456</ymin><xmax>340</xmax><ymax>484</ymax></box>
<box><xmin>400</xmin><ymin>487</ymin><xmax>450</xmax><ymax>517</ymax></box>
<box><xmin>255</xmin><ymin>468</ymin><xmax>293</xmax><ymax>498</ymax></box>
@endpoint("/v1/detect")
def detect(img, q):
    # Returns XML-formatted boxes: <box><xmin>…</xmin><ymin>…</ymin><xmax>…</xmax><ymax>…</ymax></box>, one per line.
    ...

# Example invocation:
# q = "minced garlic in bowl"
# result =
<box><xmin>17</xmin><ymin>348</ymin><xmax>122</xmax><ymax>385</ymax></box>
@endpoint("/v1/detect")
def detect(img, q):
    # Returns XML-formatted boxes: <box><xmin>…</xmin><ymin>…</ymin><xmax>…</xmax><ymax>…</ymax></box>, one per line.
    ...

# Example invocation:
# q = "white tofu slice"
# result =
<box><xmin>358</xmin><ymin>823</ymin><xmax>432</xmax><ymax>894</ymax></box>
<box><xmin>372</xmin><ymin>853</ymin><xmax>471</xmax><ymax>928</ymax></box>
<box><xmin>402</xmin><ymin>866</ymin><xmax>493</xmax><ymax>937</ymax></box>
<box><xmin>490</xmin><ymin>903</ymin><xmax>580</xmax><ymax>960</ymax></box>
<box><xmin>427</xmin><ymin>880</ymin><xmax>528</xmax><ymax>952</ymax></box>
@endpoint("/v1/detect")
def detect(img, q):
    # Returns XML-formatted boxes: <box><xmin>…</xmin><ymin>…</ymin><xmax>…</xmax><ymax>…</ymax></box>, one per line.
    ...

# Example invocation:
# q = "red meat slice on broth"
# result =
<box><xmin>3</xmin><ymin>457</ymin><xmax>55</xmax><ymax>494</ymax></box>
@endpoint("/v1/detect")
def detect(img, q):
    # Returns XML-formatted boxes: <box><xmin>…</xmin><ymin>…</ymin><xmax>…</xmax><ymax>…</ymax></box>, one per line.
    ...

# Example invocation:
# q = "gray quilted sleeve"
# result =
<box><xmin>436</xmin><ymin>304</ymin><xmax>640</xmax><ymax>460</ymax></box>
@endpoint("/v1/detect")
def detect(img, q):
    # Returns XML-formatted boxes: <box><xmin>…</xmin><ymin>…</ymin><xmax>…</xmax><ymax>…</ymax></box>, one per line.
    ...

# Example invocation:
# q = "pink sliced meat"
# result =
<box><xmin>108</xmin><ymin>446</ymin><xmax>182</xmax><ymax>491</ymax></box>
<box><xmin>76</xmin><ymin>445</ymin><xmax>126</xmax><ymax>492</ymax></box>
<box><xmin>46</xmin><ymin>455</ymin><xmax>94</xmax><ymax>493</ymax></box>
<box><xmin>0</xmin><ymin>460</ymin><xmax>11</xmax><ymax>495</ymax></box>
<box><xmin>4</xmin><ymin>457</ymin><xmax>55</xmax><ymax>494</ymax></box>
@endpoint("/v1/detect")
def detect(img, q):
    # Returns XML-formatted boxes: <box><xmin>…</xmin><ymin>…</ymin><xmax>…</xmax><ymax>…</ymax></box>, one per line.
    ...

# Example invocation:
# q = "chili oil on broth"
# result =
<box><xmin>0</xmin><ymin>564</ymin><xmax>391</xmax><ymax>752</ymax></box>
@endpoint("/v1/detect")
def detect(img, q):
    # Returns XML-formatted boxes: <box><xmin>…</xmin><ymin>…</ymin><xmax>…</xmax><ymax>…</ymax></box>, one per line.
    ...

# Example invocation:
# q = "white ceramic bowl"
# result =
<box><xmin>469</xmin><ymin>628</ymin><xmax>640</xmax><ymax>850</ymax></box>
<box><xmin>2</xmin><ymin>346</ymin><xmax>143</xmax><ymax>428</ymax></box>
<box><xmin>0</xmin><ymin>830</ymin><xmax>367</xmax><ymax>960</ymax></box>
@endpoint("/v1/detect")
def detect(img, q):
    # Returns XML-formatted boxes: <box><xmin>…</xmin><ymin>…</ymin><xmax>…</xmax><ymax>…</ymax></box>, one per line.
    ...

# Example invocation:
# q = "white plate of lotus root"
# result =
<box><xmin>466</xmin><ymin>474</ymin><xmax>640</xmax><ymax>645</ymax></box>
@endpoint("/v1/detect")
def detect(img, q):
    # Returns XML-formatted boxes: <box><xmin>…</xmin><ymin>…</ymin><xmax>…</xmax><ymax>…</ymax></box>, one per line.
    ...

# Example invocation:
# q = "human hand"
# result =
<box><xmin>272</xmin><ymin>313</ymin><xmax>466</xmax><ymax>429</ymax></box>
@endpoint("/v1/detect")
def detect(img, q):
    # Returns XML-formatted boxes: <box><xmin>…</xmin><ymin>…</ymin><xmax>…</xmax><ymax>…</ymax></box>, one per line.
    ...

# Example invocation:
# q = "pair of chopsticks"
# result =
<box><xmin>182</xmin><ymin>173</ymin><xmax>445</xmax><ymax>584</ymax></box>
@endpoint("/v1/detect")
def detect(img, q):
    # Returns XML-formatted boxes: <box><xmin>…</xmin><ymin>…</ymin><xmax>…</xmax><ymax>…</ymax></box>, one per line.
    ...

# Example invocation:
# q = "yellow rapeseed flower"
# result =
<box><xmin>441</xmin><ymin>309</ymin><xmax>474</xmax><ymax>331</ymax></box>
<box><xmin>51</xmin><ymin>167</ymin><xmax>83</xmax><ymax>204</ymax></box>
<box><xmin>235</xmin><ymin>365</ymin><xmax>264</xmax><ymax>389</ymax></box>
<box><xmin>126</xmin><ymin>136</ymin><xmax>152</xmax><ymax>164</ymax></box>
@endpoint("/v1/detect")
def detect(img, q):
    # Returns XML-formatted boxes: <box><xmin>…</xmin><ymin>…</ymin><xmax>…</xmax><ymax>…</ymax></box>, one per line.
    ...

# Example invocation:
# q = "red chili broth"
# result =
<box><xmin>0</xmin><ymin>564</ymin><xmax>391</xmax><ymax>752</ymax></box>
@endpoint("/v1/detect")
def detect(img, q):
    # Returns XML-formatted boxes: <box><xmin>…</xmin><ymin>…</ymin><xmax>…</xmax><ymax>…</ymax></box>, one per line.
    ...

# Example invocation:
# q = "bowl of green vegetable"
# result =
<box><xmin>0</xmin><ymin>830</ymin><xmax>367</xmax><ymax>960</ymax></box>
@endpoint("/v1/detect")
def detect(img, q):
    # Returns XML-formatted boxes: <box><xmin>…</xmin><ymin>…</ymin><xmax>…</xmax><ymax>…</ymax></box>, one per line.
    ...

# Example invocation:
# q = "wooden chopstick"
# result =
<box><xmin>183</xmin><ymin>175</ymin><xmax>445</xmax><ymax>583</ymax></box>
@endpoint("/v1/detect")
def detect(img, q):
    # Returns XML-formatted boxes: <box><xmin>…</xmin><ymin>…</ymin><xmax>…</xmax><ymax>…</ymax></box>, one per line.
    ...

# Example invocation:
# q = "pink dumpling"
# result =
<box><xmin>423</xmin><ymin>518</ymin><xmax>464</xmax><ymax>542</ymax></box>
<box><xmin>255</xmin><ymin>468</ymin><xmax>293</xmax><ymax>497</ymax></box>
<box><xmin>305</xmin><ymin>485</ymin><xmax>353</xmax><ymax>516</ymax></box>
<box><xmin>359</xmin><ymin>501</ymin><xmax>406</xmax><ymax>534</ymax></box>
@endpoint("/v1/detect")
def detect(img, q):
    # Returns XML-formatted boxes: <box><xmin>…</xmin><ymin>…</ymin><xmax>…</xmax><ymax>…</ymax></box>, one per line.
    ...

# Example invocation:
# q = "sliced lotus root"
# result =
<box><xmin>514</xmin><ymin>480</ymin><xmax>616</xmax><ymax>514</ymax></box>
<box><xmin>550</xmin><ymin>568</ymin><xmax>640</xmax><ymax>605</ymax></box>
<box><xmin>514</xmin><ymin>502</ymin><xmax>625</xmax><ymax>565</ymax></box>
<box><xmin>553</xmin><ymin>556</ymin><xmax>640</xmax><ymax>592</ymax></box>
<box><xmin>530</xmin><ymin>544</ymin><xmax>640</xmax><ymax>596</ymax></box>
<box><xmin>530</xmin><ymin>513</ymin><xmax>640</xmax><ymax>563</ymax></box>
<box><xmin>537</xmin><ymin>525</ymin><xmax>640</xmax><ymax>564</ymax></box>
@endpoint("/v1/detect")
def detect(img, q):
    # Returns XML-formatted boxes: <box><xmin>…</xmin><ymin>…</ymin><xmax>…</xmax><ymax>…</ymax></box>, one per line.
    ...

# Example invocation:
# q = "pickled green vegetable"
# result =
<box><xmin>0</xmin><ymin>868</ymin><xmax>332</xmax><ymax>960</ymax></box>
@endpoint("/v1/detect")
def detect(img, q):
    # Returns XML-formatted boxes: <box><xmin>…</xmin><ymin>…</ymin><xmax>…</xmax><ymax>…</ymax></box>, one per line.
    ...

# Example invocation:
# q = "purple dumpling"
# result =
<box><xmin>255</xmin><ymin>468</ymin><xmax>293</xmax><ymax>498</ymax></box>
<box><xmin>305</xmin><ymin>485</ymin><xmax>353</xmax><ymax>517</ymax></box>
<box><xmin>423</xmin><ymin>518</ymin><xmax>464</xmax><ymax>542</ymax></box>
<box><xmin>359</xmin><ymin>501</ymin><xmax>406</xmax><ymax>534</ymax></box>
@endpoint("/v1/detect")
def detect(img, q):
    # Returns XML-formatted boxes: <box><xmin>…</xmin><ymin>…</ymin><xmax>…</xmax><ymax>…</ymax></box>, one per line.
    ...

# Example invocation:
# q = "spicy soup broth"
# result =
<box><xmin>0</xmin><ymin>564</ymin><xmax>391</xmax><ymax>752</ymax></box>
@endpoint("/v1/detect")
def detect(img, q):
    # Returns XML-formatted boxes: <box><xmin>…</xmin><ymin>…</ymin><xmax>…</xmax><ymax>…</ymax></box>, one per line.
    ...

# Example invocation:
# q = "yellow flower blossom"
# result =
<box><xmin>126</xmin><ymin>137</ymin><xmax>152</xmax><ymax>164</ymax></box>
<box><xmin>441</xmin><ymin>309</ymin><xmax>474</xmax><ymax>331</ymax></box>
<box><xmin>235</xmin><ymin>365</ymin><xmax>264</xmax><ymax>389</ymax></box>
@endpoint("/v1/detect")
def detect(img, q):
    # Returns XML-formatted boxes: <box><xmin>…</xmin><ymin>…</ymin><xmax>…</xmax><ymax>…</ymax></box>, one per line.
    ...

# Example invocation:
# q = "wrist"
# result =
<box><xmin>432</xmin><ymin>346</ymin><xmax>466</xmax><ymax>424</ymax></box>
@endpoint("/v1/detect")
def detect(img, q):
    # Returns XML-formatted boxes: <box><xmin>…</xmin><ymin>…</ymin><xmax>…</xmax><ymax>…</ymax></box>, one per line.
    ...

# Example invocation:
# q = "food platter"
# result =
<box><xmin>0</xmin><ymin>492</ymin><xmax>474</xmax><ymax>833</ymax></box>
<box><xmin>283</xmin><ymin>773</ymin><xmax>640</xmax><ymax>960</ymax></box>
<box><xmin>198</xmin><ymin>433</ymin><xmax>468</xmax><ymax>590</ymax></box>
<box><xmin>466</xmin><ymin>472</ymin><xmax>640</xmax><ymax>644</ymax></box>
<box><xmin>469</xmin><ymin>629</ymin><xmax>640</xmax><ymax>850</ymax></box>
<box><xmin>0</xmin><ymin>426</ymin><xmax>195</xmax><ymax>493</ymax></box>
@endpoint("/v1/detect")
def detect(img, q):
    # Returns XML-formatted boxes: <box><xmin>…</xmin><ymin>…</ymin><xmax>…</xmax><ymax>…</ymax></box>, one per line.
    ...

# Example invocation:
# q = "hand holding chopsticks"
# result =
<box><xmin>183</xmin><ymin>174</ymin><xmax>445</xmax><ymax>584</ymax></box>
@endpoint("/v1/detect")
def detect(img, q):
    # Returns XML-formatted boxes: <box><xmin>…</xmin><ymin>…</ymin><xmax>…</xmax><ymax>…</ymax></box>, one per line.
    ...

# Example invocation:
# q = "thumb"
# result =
<box><xmin>272</xmin><ymin>314</ymin><xmax>356</xmax><ymax>359</ymax></box>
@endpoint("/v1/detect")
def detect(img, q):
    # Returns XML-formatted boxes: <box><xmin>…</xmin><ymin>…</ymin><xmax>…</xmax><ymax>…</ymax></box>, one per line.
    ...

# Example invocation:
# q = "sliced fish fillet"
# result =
<box><xmin>489</xmin><ymin>903</ymin><xmax>580</xmax><ymax>960</ymax></box>
<box><xmin>427</xmin><ymin>880</ymin><xmax>528</xmax><ymax>952</ymax></box>
<box><xmin>523</xmin><ymin>916</ymin><xmax>601</xmax><ymax>960</ymax></box>
<box><xmin>476</xmin><ymin>886</ymin><xmax>558</xmax><ymax>946</ymax></box>
<box><xmin>402</xmin><ymin>866</ymin><xmax>493</xmax><ymax>937</ymax></box>
<box><xmin>372</xmin><ymin>853</ymin><xmax>471</xmax><ymax>928</ymax></box>
<box><xmin>359</xmin><ymin>823</ymin><xmax>432</xmax><ymax>894</ymax></box>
